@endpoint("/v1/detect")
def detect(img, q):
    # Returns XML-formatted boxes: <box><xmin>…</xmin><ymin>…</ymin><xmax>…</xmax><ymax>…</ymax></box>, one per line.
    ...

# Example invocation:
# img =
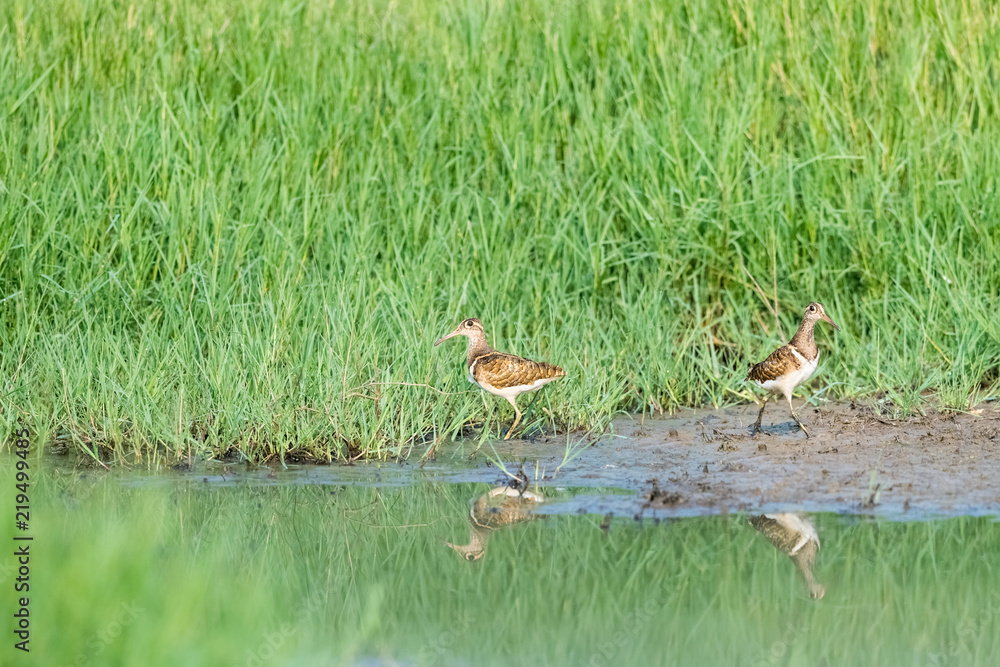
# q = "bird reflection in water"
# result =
<box><xmin>748</xmin><ymin>513</ymin><xmax>825</xmax><ymax>599</ymax></box>
<box><xmin>446</xmin><ymin>486</ymin><xmax>544</xmax><ymax>561</ymax></box>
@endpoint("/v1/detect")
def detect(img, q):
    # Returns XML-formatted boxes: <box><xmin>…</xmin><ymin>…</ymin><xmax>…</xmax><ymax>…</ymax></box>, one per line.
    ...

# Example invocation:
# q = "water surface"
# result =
<box><xmin>4</xmin><ymin>461</ymin><xmax>998</xmax><ymax>666</ymax></box>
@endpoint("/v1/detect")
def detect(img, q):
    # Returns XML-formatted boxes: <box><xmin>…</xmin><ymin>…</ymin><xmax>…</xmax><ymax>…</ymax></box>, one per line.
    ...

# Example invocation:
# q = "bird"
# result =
<box><xmin>745</xmin><ymin>302</ymin><xmax>839</xmax><ymax>438</ymax></box>
<box><xmin>749</xmin><ymin>513</ymin><xmax>825</xmax><ymax>599</ymax></box>
<box><xmin>445</xmin><ymin>486</ymin><xmax>544</xmax><ymax>561</ymax></box>
<box><xmin>434</xmin><ymin>318</ymin><xmax>566</xmax><ymax>440</ymax></box>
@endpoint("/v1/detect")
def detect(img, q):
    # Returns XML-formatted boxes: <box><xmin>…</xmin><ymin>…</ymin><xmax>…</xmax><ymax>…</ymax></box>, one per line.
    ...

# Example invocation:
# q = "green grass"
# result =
<box><xmin>2</xmin><ymin>0</ymin><xmax>999</xmax><ymax>463</ymax></box>
<box><xmin>2</xmin><ymin>469</ymin><xmax>999</xmax><ymax>666</ymax></box>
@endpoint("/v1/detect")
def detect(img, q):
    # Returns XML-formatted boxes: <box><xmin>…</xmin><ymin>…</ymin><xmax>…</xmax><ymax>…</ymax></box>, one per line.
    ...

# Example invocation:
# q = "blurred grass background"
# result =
<box><xmin>1</xmin><ymin>471</ymin><xmax>998</xmax><ymax>666</ymax></box>
<box><xmin>2</xmin><ymin>0</ymin><xmax>999</xmax><ymax>463</ymax></box>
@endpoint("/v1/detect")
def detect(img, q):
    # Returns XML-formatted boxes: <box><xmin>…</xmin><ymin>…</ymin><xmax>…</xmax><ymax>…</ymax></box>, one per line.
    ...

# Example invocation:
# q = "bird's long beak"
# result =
<box><xmin>821</xmin><ymin>313</ymin><xmax>840</xmax><ymax>331</ymax></box>
<box><xmin>434</xmin><ymin>326</ymin><xmax>462</xmax><ymax>346</ymax></box>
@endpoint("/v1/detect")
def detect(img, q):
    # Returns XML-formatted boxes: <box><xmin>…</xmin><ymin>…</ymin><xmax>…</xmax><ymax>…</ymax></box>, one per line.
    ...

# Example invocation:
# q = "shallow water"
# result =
<box><xmin>4</xmin><ymin>459</ymin><xmax>999</xmax><ymax>666</ymax></box>
<box><xmin>87</xmin><ymin>399</ymin><xmax>1000</xmax><ymax>522</ymax></box>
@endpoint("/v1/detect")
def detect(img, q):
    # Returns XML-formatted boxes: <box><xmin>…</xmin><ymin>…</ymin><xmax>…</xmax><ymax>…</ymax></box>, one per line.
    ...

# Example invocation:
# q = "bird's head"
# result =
<box><xmin>803</xmin><ymin>302</ymin><xmax>839</xmax><ymax>331</ymax></box>
<box><xmin>434</xmin><ymin>318</ymin><xmax>485</xmax><ymax>346</ymax></box>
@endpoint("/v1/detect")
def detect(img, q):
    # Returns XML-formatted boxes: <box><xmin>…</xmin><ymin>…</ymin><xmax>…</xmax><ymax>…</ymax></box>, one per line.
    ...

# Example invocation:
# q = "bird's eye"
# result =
<box><xmin>809</xmin><ymin>305</ymin><xmax>816</xmax><ymax>312</ymax></box>
<box><xmin>465</xmin><ymin>320</ymin><xmax>473</xmax><ymax>327</ymax></box>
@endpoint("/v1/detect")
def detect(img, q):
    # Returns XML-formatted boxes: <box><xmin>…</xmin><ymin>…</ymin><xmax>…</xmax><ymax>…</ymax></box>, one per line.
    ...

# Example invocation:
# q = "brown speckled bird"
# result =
<box><xmin>745</xmin><ymin>302</ymin><xmax>839</xmax><ymax>438</ymax></box>
<box><xmin>445</xmin><ymin>486</ymin><xmax>544</xmax><ymax>561</ymax></box>
<box><xmin>749</xmin><ymin>513</ymin><xmax>825</xmax><ymax>599</ymax></box>
<box><xmin>435</xmin><ymin>318</ymin><xmax>566</xmax><ymax>440</ymax></box>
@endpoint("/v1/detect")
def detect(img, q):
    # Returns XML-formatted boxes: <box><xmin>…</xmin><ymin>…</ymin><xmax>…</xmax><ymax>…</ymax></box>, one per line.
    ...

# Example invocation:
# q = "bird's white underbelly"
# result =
<box><xmin>756</xmin><ymin>350</ymin><xmax>818</xmax><ymax>398</ymax></box>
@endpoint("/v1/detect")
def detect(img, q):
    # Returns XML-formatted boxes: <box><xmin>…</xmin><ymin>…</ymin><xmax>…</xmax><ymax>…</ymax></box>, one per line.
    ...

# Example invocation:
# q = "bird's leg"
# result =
<box><xmin>504</xmin><ymin>398</ymin><xmax>522</xmax><ymax>441</ymax></box>
<box><xmin>518</xmin><ymin>390</ymin><xmax>543</xmax><ymax>435</ymax></box>
<box><xmin>787</xmin><ymin>394</ymin><xmax>809</xmax><ymax>438</ymax></box>
<box><xmin>752</xmin><ymin>396</ymin><xmax>768</xmax><ymax>436</ymax></box>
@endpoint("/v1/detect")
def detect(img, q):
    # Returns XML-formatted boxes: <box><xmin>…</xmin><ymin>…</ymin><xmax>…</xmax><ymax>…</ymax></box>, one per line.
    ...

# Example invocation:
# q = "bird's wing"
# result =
<box><xmin>748</xmin><ymin>514</ymin><xmax>803</xmax><ymax>554</ymax></box>
<box><xmin>471</xmin><ymin>351</ymin><xmax>565</xmax><ymax>390</ymax></box>
<box><xmin>745</xmin><ymin>344</ymin><xmax>801</xmax><ymax>384</ymax></box>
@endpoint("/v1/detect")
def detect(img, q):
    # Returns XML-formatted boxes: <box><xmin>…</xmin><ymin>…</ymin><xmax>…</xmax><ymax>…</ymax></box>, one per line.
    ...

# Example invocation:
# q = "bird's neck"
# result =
<box><xmin>447</xmin><ymin>525</ymin><xmax>489</xmax><ymax>560</ymax></box>
<box><xmin>465</xmin><ymin>333</ymin><xmax>493</xmax><ymax>367</ymax></box>
<box><xmin>789</xmin><ymin>318</ymin><xmax>818</xmax><ymax>361</ymax></box>
<box><xmin>790</xmin><ymin>545</ymin><xmax>824</xmax><ymax>599</ymax></box>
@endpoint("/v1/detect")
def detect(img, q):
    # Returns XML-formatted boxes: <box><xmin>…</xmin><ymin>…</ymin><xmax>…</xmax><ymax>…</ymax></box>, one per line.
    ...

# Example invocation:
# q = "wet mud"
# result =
<box><xmin>498</xmin><ymin>400</ymin><xmax>1000</xmax><ymax>519</ymax></box>
<box><xmin>109</xmin><ymin>400</ymin><xmax>1000</xmax><ymax>520</ymax></box>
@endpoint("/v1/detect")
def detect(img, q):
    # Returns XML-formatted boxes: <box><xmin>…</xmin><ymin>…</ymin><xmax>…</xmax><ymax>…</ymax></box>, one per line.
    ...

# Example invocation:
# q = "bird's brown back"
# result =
<box><xmin>749</xmin><ymin>514</ymin><xmax>808</xmax><ymax>554</ymax></box>
<box><xmin>471</xmin><ymin>351</ymin><xmax>566</xmax><ymax>390</ymax></box>
<box><xmin>470</xmin><ymin>491</ymin><xmax>540</xmax><ymax>530</ymax></box>
<box><xmin>745</xmin><ymin>345</ymin><xmax>802</xmax><ymax>384</ymax></box>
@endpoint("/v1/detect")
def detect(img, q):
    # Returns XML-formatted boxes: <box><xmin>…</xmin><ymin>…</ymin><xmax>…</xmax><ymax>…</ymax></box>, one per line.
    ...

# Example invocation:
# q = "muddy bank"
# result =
<box><xmin>490</xmin><ymin>400</ymin><xmax>1000</xmax><ymax>518</ymax></box>
<box><xmin>103</xmin><ymin>400</ymin><xmax>1000</xmax><ymax>520</ymax></box>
